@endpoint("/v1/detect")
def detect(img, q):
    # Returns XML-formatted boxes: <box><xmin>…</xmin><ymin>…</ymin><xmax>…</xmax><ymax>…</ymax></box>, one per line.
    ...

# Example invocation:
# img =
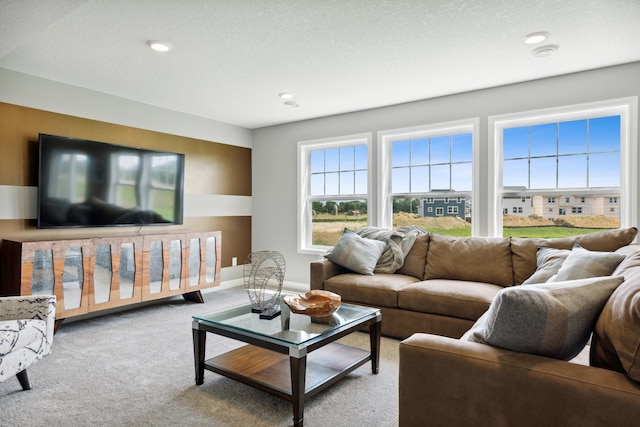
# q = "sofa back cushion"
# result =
<box><xmin>424</xmin><ymin>235</ymin><xmax>513</xmax><ymax>287</ymax></box>
<box><xmin>591</xmin><ymin>244</ymin><xmax>640</xmax><ymax>381</ymax></box>
<box><xmin>510</xmin><ymin>227</ymin><xmax>638</xmax><ymax>285</ymax></box>
<box><xmin>396</xmin><ymin>233</ymin><xmax>430</xmax><ymax>279</ymax></box>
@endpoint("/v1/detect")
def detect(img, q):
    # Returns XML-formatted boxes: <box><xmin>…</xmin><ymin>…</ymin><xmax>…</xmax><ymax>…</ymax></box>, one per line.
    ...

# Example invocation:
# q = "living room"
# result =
<box><xmin>2</xmin><ymin>1</ymin><xmax>640</xmax><ymax>426</ymax></box>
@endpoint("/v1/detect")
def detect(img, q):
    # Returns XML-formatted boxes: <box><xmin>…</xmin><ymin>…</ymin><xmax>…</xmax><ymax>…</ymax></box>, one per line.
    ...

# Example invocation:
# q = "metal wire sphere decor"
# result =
<box><xmin>243</xmin><ymin>250</ymin><xmax>286</xmax><ymax>318</ymax></box>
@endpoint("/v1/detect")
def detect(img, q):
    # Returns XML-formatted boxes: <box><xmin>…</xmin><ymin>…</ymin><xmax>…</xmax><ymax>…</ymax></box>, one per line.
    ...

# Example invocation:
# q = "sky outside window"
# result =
<box><xmin>503</xmin><ymin>115</ymin><xmax>620</xmax><ymax>189</ymax></box>
<box><xmin>391</xmin><ymin>133</ymin><xmax>472</xmax><ymax>194</ymax></box>
<box><xmin>310</xmin><ymin>145</ymin><xmax>367</xmax><ymax>196</ymax></box>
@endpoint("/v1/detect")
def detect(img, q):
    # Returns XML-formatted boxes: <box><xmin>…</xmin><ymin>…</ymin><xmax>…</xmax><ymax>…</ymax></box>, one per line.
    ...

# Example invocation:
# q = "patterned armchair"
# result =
<box><xmin>0</xmin><ymin>295</ymin><xmax>56</xmax><ymax>390</ymax></box>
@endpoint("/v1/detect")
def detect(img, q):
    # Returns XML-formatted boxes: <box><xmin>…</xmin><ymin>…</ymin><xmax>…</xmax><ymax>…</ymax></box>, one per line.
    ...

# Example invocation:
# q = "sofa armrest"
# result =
<box><xmin>310</xmin><ymin>258</ymin><xmax>350</xmax><ymax>290</ymax></box>
<box><xmin>0</xmin><ymin>295</ymin><xmax>57</xmax><ymax>354</ymax></box>
<box><xmin>399</xmin><ymin>333</ymin><xmax>640</xmax><ymax>427</ymax></box>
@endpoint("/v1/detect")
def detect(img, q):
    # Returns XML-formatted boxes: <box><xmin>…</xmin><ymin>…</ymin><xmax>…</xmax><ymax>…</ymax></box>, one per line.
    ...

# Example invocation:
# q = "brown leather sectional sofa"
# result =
<box><xmin>309</xmin><ymin>227</ymin><xmax>640</xmax><ymax>426</ymax></box>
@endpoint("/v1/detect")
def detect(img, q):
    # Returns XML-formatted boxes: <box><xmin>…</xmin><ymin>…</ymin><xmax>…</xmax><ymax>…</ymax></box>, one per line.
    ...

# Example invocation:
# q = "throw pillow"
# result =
<box><xmin>325</xmin><ymin>229</ymin><xmax>386</xmax><ymax>275</ymax></box>
<box><xmin>551</xmin><ymin>245</ymin><xmax>626</xmax><ymax>282</ymax></box>
<box><xmin>522</xmin><ymin>247</ymin><xmax>571</xmax><ymax>284</ymax></box>
<box><xmin>461</xmin><ymin>275</ymin><xmax>625</xmax><ymax>360</ymax></box>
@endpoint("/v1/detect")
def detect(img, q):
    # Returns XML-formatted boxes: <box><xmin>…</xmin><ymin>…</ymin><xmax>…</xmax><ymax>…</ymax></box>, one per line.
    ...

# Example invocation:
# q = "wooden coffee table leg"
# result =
<box><xmin>370</xmin><ymin>318</ymin><xmax>382</xmax><ymax>374</ymax></box>
<box><xmin>290</xmin><ymin>354</ymin><xmax>307</xmax><ymax>427</ymax></box>
<box><xmin>193</xmin><ymin>327</ymin><xmax>206</xmax><ymax>385</ymax></box>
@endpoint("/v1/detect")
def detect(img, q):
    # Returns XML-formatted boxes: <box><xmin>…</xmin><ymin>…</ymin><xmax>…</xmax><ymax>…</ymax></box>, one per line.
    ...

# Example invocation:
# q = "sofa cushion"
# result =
<box><xmin>591</xmin><ymin>244</ymin><xmax>640</xmax><ymax>381</ymax></box>
<box><xmin>398</xmin><ymin>279</ymin><xmax>501</xmax><ymax>321</ymax></box>
<box><xmin>551</xmin><ymin>245</ymin><xmax>625</xmax><ymax>282</ymax></box>
<box><xmin>462</xmin><ymin>275</ymin><xmax>624</xmax><ymax>360</ymax></box>
<box><xmin>396</xmin><ymin>233</ymin><xmax>430</xmax><ymax>280</ymax></box>
<box><xmin>424</xmin><ymin>235</ymin><xmax>513</xmax><ymax>287</ymax></box>
<box><xmin>325</xmin><ymin>229</ymin><xmax>385</xmax><ymax>275</ymax></box>
<box><xmin>522</xmin><ymin>247</ymin><xmax>571</xmax><ymax>284</ymax></box>
<box><xmin>324</xmin><ymin>273</ymin><xmax>419</xmax><ymax>308</ymax></box>
<box><xmin>510</xmin><ymin>227</ymin><xmax>638</xmax><ymax>285</ymax></box>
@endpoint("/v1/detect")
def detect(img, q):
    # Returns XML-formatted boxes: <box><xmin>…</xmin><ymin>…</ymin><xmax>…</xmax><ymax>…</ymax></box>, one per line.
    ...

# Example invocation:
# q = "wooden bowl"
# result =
<box><xmin>283</xmin><ymin>290</ymin><xmax>341</xmax><ymax>317</ymax></box>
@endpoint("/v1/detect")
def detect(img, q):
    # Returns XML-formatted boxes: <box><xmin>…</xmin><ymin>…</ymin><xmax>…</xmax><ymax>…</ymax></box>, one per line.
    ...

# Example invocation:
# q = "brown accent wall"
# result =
<box><xmin>0</xmin><ymin>102</ymin><xmax>251</xmax><ymax>267</ymax></box>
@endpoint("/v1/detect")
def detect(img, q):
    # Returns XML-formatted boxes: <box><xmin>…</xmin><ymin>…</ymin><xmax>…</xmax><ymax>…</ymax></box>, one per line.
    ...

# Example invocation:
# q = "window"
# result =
<box><xmin>49</xmin><ymin>153</ymin><xmax>88</xmax><ymax>203</ymax></box>
<box><xmin>448</xmin><ymin>206</ymin><xmax>458</xmax><ymax>214</ymax></box>
<box><xmin>492</xmin><ymin>97</ymin><xmax>636</xmax><ymax>238</ymax></box>
<box><xmin>298</xmin><ymin>133</ymin><xmax>372</xmax><ymax>253</ymax></box>
<box><xmin>298</xmin><ymin>99</ymin><xmax>637</xmax><ymax>253</ymax></box>
<box><xmin>379</xmin><ymin>119</ymin><xmax>478</xmax><ymax>236</ymax></box>
<box><xmin>512</xmin><ymin>207</ymin><xmax>518</xmax><ymax>213</ymax></box>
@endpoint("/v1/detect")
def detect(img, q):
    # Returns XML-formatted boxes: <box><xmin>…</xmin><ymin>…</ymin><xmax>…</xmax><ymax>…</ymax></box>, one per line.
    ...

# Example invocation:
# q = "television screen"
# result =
<box><xmin>37</xmin><ymin>134</ymin><xmax>185</xmax><ymax>228</ymax></box>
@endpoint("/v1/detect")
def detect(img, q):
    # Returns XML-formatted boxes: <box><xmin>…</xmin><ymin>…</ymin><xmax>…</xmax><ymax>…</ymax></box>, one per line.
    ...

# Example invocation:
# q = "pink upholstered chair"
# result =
<box><xmin>0</xmin><ymin>295</ymin><xmax>56</xmax><ymax>390</ymax></box>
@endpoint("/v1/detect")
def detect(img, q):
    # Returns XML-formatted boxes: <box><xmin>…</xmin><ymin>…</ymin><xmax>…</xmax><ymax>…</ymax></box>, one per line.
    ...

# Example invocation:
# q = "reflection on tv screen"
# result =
<box><xmin>37</xmin><ymin>134</ymin><xmax>185</xmax><ymax>228</ymax></box>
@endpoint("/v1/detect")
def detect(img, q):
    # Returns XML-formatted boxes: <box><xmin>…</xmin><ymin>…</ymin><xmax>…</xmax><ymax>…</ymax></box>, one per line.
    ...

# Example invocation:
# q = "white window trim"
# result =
<box><xmin>297</xmin><ymin>132</ymin><xmax>373</xmax><ymax>255</ymax></box>
<box><xmin>377</xmin><ymin>118</ymin><xmax>480</xmax><ymax>231</ymax></box>
<box><xmin>488</xmin><ymin>97</ymin><xmax>638</xmax><ymax>237</ymax></box>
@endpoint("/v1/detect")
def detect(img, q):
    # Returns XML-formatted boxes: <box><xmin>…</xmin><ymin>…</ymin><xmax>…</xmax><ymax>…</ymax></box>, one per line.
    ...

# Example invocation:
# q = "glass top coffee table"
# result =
<box><xmin>192</xmin><ymin>300</ymin><xmax>382</xmax><ymax>427</ymax></box>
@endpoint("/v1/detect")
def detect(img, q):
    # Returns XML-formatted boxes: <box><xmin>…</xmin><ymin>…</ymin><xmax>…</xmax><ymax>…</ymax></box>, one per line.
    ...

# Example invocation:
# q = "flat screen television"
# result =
<box><xmin>37</xmin><ymin>133</ymin><xmax>185</xmax><ymax>229</ymax></box>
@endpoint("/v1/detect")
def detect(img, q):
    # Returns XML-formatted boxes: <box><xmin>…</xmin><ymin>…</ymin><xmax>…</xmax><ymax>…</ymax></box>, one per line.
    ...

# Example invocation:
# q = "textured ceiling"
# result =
<box><xmin>1</xmin><ymin>0</ymin><xmax>640</xmax><ymax>129</ymax></box>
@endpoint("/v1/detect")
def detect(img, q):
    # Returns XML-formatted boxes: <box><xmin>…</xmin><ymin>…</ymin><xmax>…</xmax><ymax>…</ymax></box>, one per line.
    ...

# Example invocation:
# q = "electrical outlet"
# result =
<box><xmin>232</xmin><ymin>257</ymin><xmax>238</xmax><ymax>266</ymax></box>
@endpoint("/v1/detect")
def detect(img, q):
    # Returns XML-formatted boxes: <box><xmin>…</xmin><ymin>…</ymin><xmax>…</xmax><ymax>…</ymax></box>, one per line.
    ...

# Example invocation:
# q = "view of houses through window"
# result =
<box><xmin>500</xmin><ymin>113</ymin><xmax>621</xmax><ymax>238</ymax></box>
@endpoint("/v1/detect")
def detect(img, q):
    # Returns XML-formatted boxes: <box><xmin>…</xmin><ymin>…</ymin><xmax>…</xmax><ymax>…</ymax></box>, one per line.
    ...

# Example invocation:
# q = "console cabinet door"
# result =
<box><xmin>90</xmin><ymin>236</ymin><xmax>143</xmax><ymax>310</ymax></box>
<box><xmin>49</xmin><ymin>239</ymin><xmax>93</xmax><ymax>318</ymax></box>
<box><xmin>142</xmin><ymin>234</ymin><xmax>187</xmax><ymax>301</ymax></box>
<box><xmin>185</xmin><ymin>231</ymin><xmax>222</xmax><ymax>292</ymax></box>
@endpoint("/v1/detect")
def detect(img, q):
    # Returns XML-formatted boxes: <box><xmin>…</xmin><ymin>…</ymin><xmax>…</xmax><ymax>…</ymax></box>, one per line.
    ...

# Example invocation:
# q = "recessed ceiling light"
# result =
<box><xmin>279</xmin><ymin>92</ymin><xmax>295</xmax><ymax>99</ymax></box>
<box><xmin>523</xmin><ymin>31</ymin><xmax>550</xmax><ymax>45</ymax></box>
<box><xmin>531</xmin><ymin>44</ymin><xmax>559</xmax><ymax>57</ymax></box>
<box><xmin>146</xmin><ymin>40</ymin><xmax>173</xmax><ymax>52</ymax></box>
<box><xmin>284</xmin><ymin>101</ymin><xmax>300</xmax><ymax>108</ymax></box>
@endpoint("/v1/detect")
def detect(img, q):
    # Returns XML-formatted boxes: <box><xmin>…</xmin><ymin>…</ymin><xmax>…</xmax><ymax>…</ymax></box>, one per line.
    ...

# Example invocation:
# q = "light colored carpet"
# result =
<box><xmin>0</xmin><ymin>287</ymin><xmax>399</xmax><ymax>427</ymax></box>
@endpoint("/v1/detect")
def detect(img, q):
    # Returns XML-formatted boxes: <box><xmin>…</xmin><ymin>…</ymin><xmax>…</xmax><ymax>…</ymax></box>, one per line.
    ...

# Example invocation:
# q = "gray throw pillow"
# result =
<box><xmin>550</xmin><ymin>244</ymin><xmax>626</xmax><ymax>282</ymax></box>
<box><xmin>522</xmin><ymin>247</ymin><xmax>571</xmax><ymax>284</ymax></box>
<box><xmin>326</xmin><ymin>229</ymin><xmax>385</xmax><ymax>275</ymax></box>
<box><xmin>461</xmin><ymin>275</ymin><xmax>625</xmax><ymax>360</ymax></box>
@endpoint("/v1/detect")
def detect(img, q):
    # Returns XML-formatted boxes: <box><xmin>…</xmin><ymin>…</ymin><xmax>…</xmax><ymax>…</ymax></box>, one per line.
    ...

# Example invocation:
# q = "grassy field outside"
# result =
<box><xmin>311</xmin><ymin>212</ymin><xmax>619</xmax><ymax>246</ymax></box>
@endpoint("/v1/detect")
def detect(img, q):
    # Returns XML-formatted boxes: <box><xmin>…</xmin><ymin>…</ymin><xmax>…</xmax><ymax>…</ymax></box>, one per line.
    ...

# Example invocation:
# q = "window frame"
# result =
<box><xmin>488</xmin><ymin>97</ymin><xmax>638</xmax><ymax>236</ymax></box>
<box><xmin>378</xmin><ymin>118</ymin><xmax>480</xmax><ymax>231</ymax></box>
<box><xmin>297</xmin><ymin>133</ymin><xmax>373</xmax><ymax>254</ymax></box>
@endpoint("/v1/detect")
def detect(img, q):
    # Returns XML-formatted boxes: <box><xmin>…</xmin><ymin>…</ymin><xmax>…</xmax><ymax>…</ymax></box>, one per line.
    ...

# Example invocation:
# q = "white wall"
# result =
<box><xmin>0</xmin><ymin>68</ymin><xmax>252</xmax><ymax>148</ymax></box>
<box><xmin>252</xmin><ymin>62</ymin><xmax>640</xmax><ymax>284</ymax></box>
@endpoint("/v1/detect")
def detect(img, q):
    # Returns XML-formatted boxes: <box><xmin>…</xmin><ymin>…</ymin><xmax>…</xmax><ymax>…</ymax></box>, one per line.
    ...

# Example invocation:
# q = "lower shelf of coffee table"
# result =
<box><xmin>204</xmin><ymin>342</ymin><xmax>371</xmax><ymax>399</ymax></box>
